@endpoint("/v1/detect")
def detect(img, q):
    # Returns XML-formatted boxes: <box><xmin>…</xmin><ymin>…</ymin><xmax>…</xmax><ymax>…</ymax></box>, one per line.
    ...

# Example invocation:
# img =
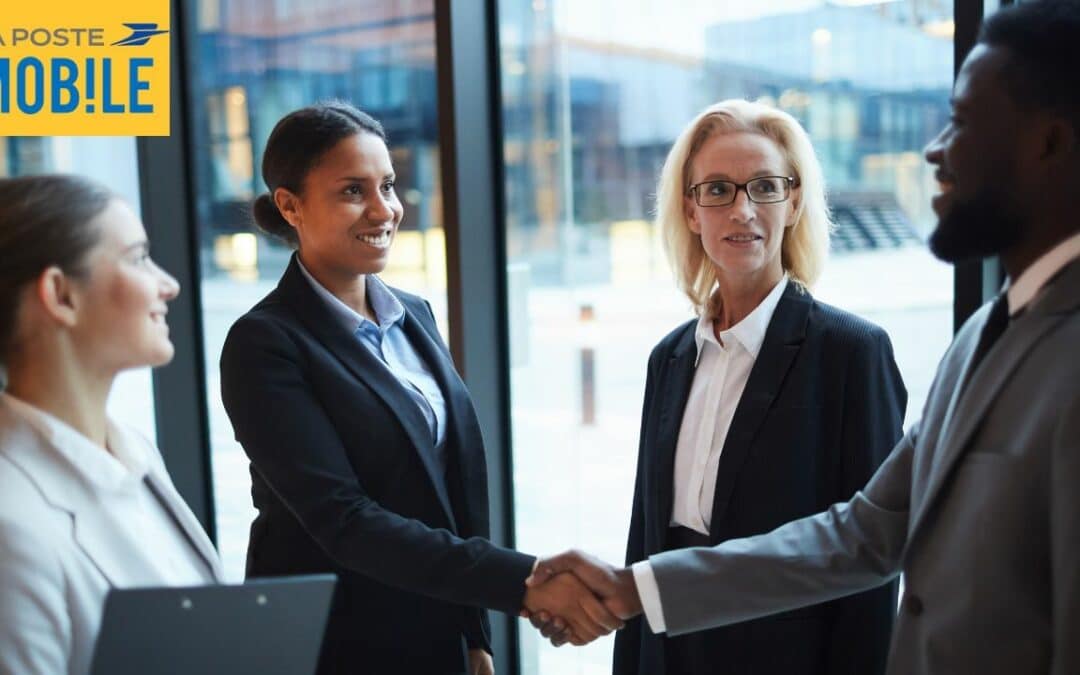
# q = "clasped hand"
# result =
<box><xmin>520</xmin><ymin>550</ymin><xmax>643</xmax><ymax>647</ymax></box>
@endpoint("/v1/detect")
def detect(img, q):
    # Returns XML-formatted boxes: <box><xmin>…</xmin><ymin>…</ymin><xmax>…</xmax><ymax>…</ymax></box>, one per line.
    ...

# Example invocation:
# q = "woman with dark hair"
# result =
<box><xmin>0</xmin><ymin>175</ymin><xmax>224</xmax><ymax>675</ymax></box>
<box><xmin>219</xmin><ymin>101</ymin><xmax>619</xmax><ymax>675</ymax></box>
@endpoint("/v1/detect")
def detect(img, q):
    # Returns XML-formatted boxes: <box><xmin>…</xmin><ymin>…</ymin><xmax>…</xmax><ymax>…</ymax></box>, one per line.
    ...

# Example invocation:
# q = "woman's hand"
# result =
<box><xmin>522</xmin><ymin>570</ymin><xmax>624</xmax><ymax>645</ymax></box>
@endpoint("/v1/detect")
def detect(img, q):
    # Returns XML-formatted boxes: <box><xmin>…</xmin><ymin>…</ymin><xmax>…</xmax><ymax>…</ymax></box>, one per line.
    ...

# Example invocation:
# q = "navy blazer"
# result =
<box><xmin>220</xmin><ymin>256</ymin><xmax>534</xmax><ymax>674</ymax></box>
<box><xmin>615</xmin><ymin>282</ymin><xmax>906</xmax><ymax>675</ymax></box>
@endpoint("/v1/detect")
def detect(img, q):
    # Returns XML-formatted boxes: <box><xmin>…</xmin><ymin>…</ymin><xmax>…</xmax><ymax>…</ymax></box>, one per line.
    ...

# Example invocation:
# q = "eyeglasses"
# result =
<box><xmin>687</xmin><ymin>176</ymin><xmax>798</xmax><ymax>207</ymax></box>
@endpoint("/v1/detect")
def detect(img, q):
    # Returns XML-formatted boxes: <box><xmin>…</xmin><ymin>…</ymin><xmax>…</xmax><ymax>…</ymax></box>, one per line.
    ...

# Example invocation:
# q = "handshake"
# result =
<box><xmin>519</xmin><ymin>550</ymin><xmax>644</xmax><ymax>646</ymax></box>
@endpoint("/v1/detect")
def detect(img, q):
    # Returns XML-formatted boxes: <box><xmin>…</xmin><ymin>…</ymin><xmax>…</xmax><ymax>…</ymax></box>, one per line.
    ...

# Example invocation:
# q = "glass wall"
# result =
<box><xmin>0</xmin><ymin>137</ymin><xmax>157</xmax><ymax>443</ymax></box>
<box><xmin>498</xmin><ymin>1</ymin><xmax>954</xmax><ymax>672</ymax></box>
<box><xmin>187</xmin><ymin>0</ymin><xmax>445</xmax><ymax>580</ymax></box>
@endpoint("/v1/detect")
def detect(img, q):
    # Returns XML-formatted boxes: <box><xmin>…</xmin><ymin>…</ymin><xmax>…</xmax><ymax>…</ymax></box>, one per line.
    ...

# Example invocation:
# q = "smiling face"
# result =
<box><xmin>73</xmin><ymin>199</ymin><xmax>180</xmax><ymax>372</ymax></box>
<box><xmin>684</xmin><ymin>131</ymin><xmax>797</xmax><ymax>292</ymax></box>
<box><xmin>277</xmin><ymin>131</ymin><xmax>403</xmax><ymax>281</ymax></box>
<box><xmin>924</xmin><ymin>44</ymin><xmax>1027</xmax><ymax>263</ymax></box>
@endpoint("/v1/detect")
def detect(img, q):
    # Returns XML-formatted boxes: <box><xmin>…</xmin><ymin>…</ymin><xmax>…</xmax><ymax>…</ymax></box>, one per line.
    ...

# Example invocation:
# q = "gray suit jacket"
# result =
<box><xmin>649</xmin><ymin>258</ymin><xmax>1080</xmax><ymax>675</ymax></box>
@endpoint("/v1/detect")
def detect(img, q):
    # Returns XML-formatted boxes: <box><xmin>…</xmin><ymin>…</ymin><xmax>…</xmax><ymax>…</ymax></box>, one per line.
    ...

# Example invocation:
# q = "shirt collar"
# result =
<box><xmin>1</xmin><ymin>392</ymin><xmax>150</xmax><ymax>492</ymax></box>
<box><xmin>296</xmin><ymin>257</ymin><xmax>405</xmax><ymax>335</ymax></box>
<box><xmin>1005</xmin><ymin>230</ymin><xmax>1080</xmax><ymax>316</ymax></box>
<box><xmin>694</xmin><ymin>275</ymin><xmax>788</xmax><ymax>365</ymax></box>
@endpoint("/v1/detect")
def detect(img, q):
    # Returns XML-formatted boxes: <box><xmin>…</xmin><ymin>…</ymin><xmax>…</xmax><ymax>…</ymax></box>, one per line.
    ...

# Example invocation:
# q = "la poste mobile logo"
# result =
<box><xmin>1</xmin><ymin>0</ymin><xmax>170</xmax><ymax>136</ymax></box>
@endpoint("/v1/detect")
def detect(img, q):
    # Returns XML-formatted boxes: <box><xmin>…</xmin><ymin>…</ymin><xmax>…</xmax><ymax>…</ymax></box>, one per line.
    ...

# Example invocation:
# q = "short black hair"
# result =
<box><xmin>978</xmin><ymin>0</ymin><xmax>1080</xmax><ymax>130</ymax></box>
<box><xmin>252</xmin><ymin>101</ymin><xmax>386</xmax><ymax>248</ymax></box>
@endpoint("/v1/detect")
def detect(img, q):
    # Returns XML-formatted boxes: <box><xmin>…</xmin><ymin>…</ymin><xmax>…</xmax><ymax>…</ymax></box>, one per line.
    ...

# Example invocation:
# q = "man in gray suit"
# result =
<box><xmin>525</xmin><ymin>2</ymin><xmax>1080</xmax><ymax>673</ymax></box>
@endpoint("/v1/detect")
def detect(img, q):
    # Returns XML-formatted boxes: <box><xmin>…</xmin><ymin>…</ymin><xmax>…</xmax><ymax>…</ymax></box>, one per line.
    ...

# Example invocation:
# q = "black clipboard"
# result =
<box><xmin>90</xmin><ymin>574</ymin><xmax>336</xmax><ymax>675</ymax></box>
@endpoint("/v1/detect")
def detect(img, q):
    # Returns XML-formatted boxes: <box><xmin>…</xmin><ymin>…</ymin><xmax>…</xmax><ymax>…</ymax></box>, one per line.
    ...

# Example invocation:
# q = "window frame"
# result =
<box><xmin>139</xmin><ymin>0</ymin><xmax>1002</xmax><ymax>671</ymax></box>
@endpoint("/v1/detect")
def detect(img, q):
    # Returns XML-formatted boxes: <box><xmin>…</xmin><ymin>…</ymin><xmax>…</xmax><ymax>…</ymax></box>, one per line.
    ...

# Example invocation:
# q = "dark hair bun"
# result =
<box><xmin>257</xmin><ymin>102</ymin><xmax>384</xmax><ymax>254</ymax></box>
<box><xmin>252</xmin><ymin>192</ymin><xmax>299</xmax><ymax>248</ymax></box>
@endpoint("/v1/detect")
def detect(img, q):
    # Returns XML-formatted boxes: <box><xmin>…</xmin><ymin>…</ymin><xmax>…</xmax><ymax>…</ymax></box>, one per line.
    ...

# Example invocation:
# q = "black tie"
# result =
<box><xmin>964</xmin><ymin>293</ymin><xmax>1010</xmax><ymax>388</ymax></box>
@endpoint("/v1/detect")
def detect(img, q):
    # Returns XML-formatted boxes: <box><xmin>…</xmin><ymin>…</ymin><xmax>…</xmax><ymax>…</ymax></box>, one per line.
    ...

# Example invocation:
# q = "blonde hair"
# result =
<box><xmin>656</xmin><ymin>99</ymin><xmax>831</xmax><ymax>314</ymax></box>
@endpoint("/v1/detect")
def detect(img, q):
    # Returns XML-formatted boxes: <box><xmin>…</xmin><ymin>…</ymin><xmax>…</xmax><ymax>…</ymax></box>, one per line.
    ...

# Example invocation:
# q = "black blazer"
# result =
<box><xmin>614</xmin><ymin>283</ymin><xmax>906</xmax><ymax>675</ymax></box>
<box><xmin>220</xmin><ymin>256</ymin><xmax>535</xmax><ymax>675</ymax></box>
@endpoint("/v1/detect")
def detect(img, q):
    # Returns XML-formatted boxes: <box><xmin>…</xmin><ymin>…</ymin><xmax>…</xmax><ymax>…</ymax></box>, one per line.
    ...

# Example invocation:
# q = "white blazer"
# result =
<box><xmin>0</xmin><ymin>395</ymin><xmax>224</xmax><ymax>675</ymax></box>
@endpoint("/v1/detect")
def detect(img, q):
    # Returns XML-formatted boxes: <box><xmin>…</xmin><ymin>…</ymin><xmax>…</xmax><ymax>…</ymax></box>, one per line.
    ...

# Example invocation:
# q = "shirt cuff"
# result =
<box><xmin>631</xmin><ymin>560</ymin><xmax>667</xmax><ymax>634</ymax></box>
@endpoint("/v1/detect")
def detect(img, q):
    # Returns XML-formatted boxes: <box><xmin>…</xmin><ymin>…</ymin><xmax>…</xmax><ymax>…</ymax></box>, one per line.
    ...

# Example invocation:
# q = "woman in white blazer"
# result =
<box><xmin>0</xmin><ymin>175</ymin><xmax>224</xmax><ymax>675</ymax></box>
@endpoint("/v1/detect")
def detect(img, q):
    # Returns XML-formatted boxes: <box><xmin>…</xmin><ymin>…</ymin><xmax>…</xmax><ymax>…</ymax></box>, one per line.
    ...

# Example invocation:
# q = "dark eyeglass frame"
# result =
<box><xmin>686</xmin><ymin>175</ymin><xmax>799</xmax><ymax>207</ymax></box>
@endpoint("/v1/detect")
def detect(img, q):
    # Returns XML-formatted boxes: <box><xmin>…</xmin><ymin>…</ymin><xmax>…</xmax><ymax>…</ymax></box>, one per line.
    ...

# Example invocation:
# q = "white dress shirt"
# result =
<box><xmin>1006</xmin><ymin>230</ymin><xmax>1080</xmax><ymax>315</ymax></box>
<box><xmin>634</xmin><ymin>275</ymin><xmax>788</xmax><ymax>633</ymax></box>
<box><xmin>632</xmin><ymin>232</ymin><xmax>1080</xmax><ymax>635</ymax></box>
<box><xmin>670</xmin><ymin>275</ymin><xmax>789</xmax><ymax>534</ymax></box>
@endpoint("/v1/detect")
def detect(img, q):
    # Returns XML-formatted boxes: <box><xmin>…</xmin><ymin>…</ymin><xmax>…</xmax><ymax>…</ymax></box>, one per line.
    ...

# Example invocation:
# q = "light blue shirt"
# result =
<box><xmin>296</xmin><ymin>259</ymin><xmax>449</xmax><ymax>473</ymax></box>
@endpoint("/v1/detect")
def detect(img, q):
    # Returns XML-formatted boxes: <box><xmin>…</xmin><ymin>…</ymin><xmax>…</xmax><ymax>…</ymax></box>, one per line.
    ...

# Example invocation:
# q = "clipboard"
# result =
<box><xmin>90</xmin><ymin>574</ymin><xmax>336</xmax><ymax>675</ymax></box>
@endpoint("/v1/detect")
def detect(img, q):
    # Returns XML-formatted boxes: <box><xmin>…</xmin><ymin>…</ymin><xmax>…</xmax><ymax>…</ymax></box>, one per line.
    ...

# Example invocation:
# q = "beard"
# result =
<box><xmin>928</xmin><ymin>185</ymin><xmax>1024</xmax><ymax>263</ymax></box>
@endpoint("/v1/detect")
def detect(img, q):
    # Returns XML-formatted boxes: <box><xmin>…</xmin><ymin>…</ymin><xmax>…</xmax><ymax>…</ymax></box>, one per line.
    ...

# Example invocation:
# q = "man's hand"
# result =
<box><xmin>467</xmin><ymin>648</ymin><xmax>494</xmax><ymax>675</ymax></box>
<box><xmin>522</xmin><ymin>569</ymin><xmax>624</xmax><ymax>645</ymax></box>
<box><xmin>527</xmin><ymin>550</ymin><xmax>643</xmax><ymax>621</ymax></box>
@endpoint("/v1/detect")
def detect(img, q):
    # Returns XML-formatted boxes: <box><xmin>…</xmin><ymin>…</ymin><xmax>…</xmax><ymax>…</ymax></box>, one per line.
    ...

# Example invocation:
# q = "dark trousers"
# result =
<box><xmin>662</xmin><ymin>525</ymin><xmax>715</xmax><ymax>675</ymax></box>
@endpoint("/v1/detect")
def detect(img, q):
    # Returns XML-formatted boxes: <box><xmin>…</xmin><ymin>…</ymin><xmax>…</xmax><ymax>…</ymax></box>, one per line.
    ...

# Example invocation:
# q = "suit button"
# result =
<box><xmin>903</xmin><ymin>594</ymin><xmax>924</xmax><ymax>616</ymax></box>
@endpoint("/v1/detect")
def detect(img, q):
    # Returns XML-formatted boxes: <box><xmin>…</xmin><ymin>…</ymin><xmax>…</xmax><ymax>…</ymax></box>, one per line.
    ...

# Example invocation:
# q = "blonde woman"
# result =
<box><xmin>615</xmin><ymin>100</ymin><xmax>905</xmax><ymax>675</ymax></box>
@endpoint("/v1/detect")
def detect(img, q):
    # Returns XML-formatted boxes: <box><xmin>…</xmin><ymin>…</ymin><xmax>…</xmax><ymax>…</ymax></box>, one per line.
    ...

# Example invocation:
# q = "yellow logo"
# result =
<box><xmin>0</xmin><ymin>0</ymin><xmax>170</xmax><ymax>136</ymax></box>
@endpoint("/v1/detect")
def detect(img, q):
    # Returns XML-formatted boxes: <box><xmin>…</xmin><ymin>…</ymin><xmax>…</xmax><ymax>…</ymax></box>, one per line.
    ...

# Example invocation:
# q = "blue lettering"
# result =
<box><xmin>129</xmin><ymin>58</ymin><xmax>152</xmax><ymax>113</ymax></box>
<box><xmin>16</xmin><ymin>57</ymin><xmax>44</xmax><ymax>114</ymax></box>
<box><xmin>0</xmin><ymin>59</ymin><xmax>8</xmax><ymax>113</ymax></box>
<box><xmin>85</xmin><ymin>57</ymin><xmax>95</xmax><ymax>104</ymax></box>
<box><xmin>102</xmin><ymin>58</ymin><xmax>124</xmax><ymax>113</ymax></box>
<box><xmin>51</xmin><ymin>58</ymin><xmax>79</xmax><ymax>113</ymax></box>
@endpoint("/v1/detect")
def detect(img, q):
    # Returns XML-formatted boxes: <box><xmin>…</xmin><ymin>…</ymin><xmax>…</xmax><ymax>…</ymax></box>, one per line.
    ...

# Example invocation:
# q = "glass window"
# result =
<box><xmin>188</xmin><ymin>0</ymin><xmax>445</xmax><ymax>580</ymax></box>
<box><xmin>498</xmin><ymin>1</ymin><xmax>954</xmax><ymax>672</ymax></box>
<box><xmin>1</xmin><ymin>137</ymin><xmax>157</xmax><ymax>444</ymax></box>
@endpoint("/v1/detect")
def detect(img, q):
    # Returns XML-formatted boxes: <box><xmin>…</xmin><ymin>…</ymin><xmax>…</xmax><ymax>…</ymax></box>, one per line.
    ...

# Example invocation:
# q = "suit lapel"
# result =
<box><xmin>910</xmin><ymin>258</ymin><xmax>1080</xmax><ymax>536</ymax></box>
<box><xmin>399</xmin><ymin>299</ymin><xmax>476</xmax><ymax>532</ymax></box>
<box><xmin>0</xmin><ymin>402</ymin><xmax>169</xmax><ymax>588</ymax></box>
<box><xmin>651</xmin><ymin>324</ymin><xmax>698</xmax><ymax>538</ymax></box>
<box><xmin>277</xmin><ymin>257</ymin><xmax>458</xmax><ymax>530</ymax></box>
<box><xmin>104</xmin><ymin>423</ymin><xmax>223</xmax><ymax>580</ymax></box>
<box><xmin>70</xmin><ymin>501</ymin><xmax>159</xmax><ymax>588</ymax></box>
<box><xmin>709</xmin><ymin>285</ymin><xmax>810</xmax><ymax>540</ymax></box>
<box><xmin>143</xmin><ymin>468</ymin><xmax>224</xmax><ymax>581</ymax></box>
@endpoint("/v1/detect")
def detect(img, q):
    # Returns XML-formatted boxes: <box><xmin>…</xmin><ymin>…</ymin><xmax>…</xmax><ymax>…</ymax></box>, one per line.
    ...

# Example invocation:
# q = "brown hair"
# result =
<box><xmin>0</xmin><ymin>174</ymin><xmax>111</xmax><ymax>362</ymax></box>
